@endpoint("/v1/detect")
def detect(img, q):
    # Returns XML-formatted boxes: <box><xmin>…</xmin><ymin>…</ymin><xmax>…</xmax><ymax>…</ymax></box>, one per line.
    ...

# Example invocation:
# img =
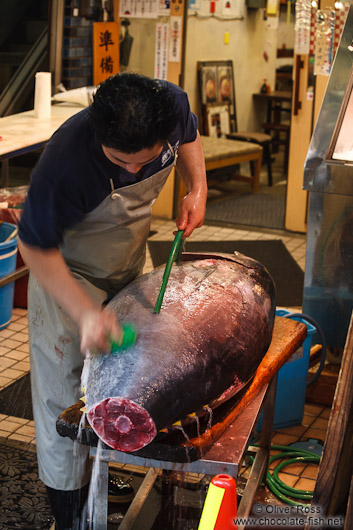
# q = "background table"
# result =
<box><xmin>253</xmin><ymin>91</ymin><xmax>292</xmax><ymax>123</ymax></box>
<box><xmin>201</xmin><ymin>135</ymin><xmax>263</xmax><ymax>193</ymax></box>
<box><xmin>0</xmin><ymin>103</ymin><xmax>84</xmax><ymax>186</ymax></box>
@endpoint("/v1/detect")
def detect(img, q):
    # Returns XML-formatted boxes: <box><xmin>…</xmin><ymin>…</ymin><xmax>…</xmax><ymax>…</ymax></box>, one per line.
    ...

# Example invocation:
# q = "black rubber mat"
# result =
<box><xmin>147</xmin><ymin>239</ymin><xmax>304</xmax><ymax>307</ymax></box>
<box><xmin>205</xmin><ymin>193</ymin><xmax>285</xmax><ymax>230</ymax></box>
<box><xmin>0</xmin><ymin>372</ymin><xmax>33</xmax><ymax>420</ymax></box>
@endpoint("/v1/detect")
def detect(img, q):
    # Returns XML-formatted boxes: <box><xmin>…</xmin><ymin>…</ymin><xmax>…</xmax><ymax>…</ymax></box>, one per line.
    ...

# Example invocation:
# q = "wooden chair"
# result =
<box><xmin>263</xmin><ymin>122</ymin><xmax>290</xmax><ymax>175</ymax></box>
<box><xmin>254</xmin><ymin>92</ymin><xmax>291</xmax><ymax>174</ymax></box>
<box><xmin>226</xmin><ymin>130</ymin><xmax>273</xmax><ymax>186</ymax></box>
<box><xmin>263</xmin><ymin>96</ymin><xmax>291</xmax><ymax>174</ymax></box>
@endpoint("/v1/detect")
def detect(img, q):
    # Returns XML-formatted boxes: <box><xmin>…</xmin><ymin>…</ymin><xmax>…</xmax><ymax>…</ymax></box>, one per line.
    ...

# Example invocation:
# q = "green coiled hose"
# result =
<box><xmin>248</xmin><ymin>444</ymin><xmax>321</xmax><ymax>506</ymax></box>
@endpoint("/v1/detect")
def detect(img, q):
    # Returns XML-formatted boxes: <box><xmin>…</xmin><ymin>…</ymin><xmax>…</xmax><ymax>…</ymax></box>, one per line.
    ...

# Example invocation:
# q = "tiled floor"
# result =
<box><xmin>0</xmin><ymin>152</ymin><xmax>330</xmax><ymax>512</ymax></box>
<box><xmin>265</xmin><ymin>402</ymin><xmax>329</xmax><ymax>493</ymax></box>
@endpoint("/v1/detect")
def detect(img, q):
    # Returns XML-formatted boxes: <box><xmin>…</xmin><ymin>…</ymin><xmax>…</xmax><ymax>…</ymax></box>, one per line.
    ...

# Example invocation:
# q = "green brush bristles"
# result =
<box><xmin>110</xmin><ymin>323</ymin><xmax>137</xmax><ymax>354</ymax></box>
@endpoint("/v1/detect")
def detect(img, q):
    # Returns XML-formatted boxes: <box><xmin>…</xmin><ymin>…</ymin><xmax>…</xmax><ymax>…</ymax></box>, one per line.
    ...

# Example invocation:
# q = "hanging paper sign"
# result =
<box><xmin>294</xmin><ymin>0</ymin><xmax>311</xmax><ymax>55</ymax></box>
<box><xmin>189</xmin><ymin>0</ymin><xmax>201</xmax><ymax>11</ymax></box>
<box><xmin>159</xmin><ymin>0</ymin><xmax>171</xmax><ymax>14</ymax></box>
<box><xmin>155</xmin><ymin>23</ymin><xmax>169</xmax><ymax>80</ymax></box>
<box><xmin>333</xmin><ymin>3</ymin><xmax>349</xmax><ymax>58</ymax></box>
<box><xmin>222</xmin><ymin>0</ymin><xmax>244</xmax><ymax>18</ymax></box>
<box><xmin>169</xmin><ymin>16</ymin><xmax>182</xmax><ymax>63</ymax></box>
<box><xmin>119</xmin><ymin>0</ymin><xmax>133</xmax><ymax>16</ymax></box>
<box><xmin>314</xmin><ymin>9</ymin><xmax>335</xmax><ymax>76</ymax></box>
<box><xmin>119</xmin><ymin>0</ymin><xmax>159</xmax><ymax>18</ymax></box>
<box><xmin>309</xmin><ymin>5</ymin><xmax>317</xmax><ymax>56</ymax></box>
<box><xmin>93</xmin><ymin>22</ymin><xmax>120</xmax><ymax>86</ymax></box>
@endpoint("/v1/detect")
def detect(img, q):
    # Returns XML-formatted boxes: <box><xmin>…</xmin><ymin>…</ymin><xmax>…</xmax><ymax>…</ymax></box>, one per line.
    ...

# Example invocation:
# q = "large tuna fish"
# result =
<box><xmin>82</xmin><ymin>252</ymin><xmax>276</xmax><ymax>453</ymax></box>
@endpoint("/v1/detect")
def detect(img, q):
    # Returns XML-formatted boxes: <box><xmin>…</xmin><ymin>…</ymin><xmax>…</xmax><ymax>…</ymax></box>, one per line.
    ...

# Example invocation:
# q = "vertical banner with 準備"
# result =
<box><xmin>93</xmin><ymin>22</ymin><xmax>120</xmax><ymax>86</ymax></box>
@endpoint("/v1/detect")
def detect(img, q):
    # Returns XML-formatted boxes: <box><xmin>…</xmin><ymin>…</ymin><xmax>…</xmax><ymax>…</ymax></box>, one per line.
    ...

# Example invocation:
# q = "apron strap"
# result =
<box><xmin>167</xmin><ymin>141</ymin><xmax>178</xmax><ymax>167</ymax></box>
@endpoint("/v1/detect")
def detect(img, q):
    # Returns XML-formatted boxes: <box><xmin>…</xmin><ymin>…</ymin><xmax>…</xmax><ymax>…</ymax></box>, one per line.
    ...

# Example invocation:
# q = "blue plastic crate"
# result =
<box><xmin>257</xmin><ymin>309</ymin><xmax>316</xmax><ymax>430</ymax></box>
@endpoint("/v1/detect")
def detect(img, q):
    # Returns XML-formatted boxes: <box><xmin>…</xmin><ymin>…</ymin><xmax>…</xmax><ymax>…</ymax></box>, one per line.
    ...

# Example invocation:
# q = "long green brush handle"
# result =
<box><xmin>154</xmin><ymin>230</ymin><xmax>185</xmax><ymax>313</ymax></box>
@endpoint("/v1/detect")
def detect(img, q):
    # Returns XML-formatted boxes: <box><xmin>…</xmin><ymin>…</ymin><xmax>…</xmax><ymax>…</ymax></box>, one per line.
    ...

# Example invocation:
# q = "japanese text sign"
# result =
<box><xmin>93</xmin><ymin>22</ymin><xmax>120</xmax><ymax>86</ymax></box>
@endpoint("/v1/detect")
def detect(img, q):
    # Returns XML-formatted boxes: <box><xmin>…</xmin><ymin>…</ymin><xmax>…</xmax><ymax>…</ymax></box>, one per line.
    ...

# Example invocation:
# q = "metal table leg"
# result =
<box><xmin>90</xmin><ymin>459</ymin><xmax>109</xmax><ymax>530</ymax></box>
<box><xmin>119</xmin><ymin>468</ymin><xmax>161</xmax><ymax>530</ymax></box>
<box><xmin>259</xmin><ymin>373</ymin><xmax>278</xmax><ymax>451</ymax></box>
<box><xmin>1</xmin><ymin>160</ymin><xmax>9</xmax><ymax>188</ymax></box>
<box><xmin>237</xmin><ymin>373</ymin><xmax>278</xmax><ymax>526</ymax></box>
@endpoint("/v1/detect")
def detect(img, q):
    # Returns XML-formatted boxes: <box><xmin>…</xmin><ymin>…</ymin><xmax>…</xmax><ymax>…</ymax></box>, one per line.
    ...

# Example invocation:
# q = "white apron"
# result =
<box><xmin>28</xmin><ymin>149</ymin><xmax>176</xmax><ymax>490</ymax></box>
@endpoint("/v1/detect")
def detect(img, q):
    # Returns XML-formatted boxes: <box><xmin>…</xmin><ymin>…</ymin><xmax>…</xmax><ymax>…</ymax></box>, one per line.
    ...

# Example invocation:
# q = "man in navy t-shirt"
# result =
<box><xmin>18</xmin><ymin>73</ymin><xmax>207</xmax><ymax>529</ymax></box>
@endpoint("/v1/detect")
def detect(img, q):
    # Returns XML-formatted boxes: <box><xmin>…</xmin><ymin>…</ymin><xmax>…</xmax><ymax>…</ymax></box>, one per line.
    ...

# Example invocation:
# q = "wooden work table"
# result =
<box><xmin>0</xmin><ymin>107</ymin><xmax>263</xmax><ymax>194</ymax></box>
<box><xmin>201</xmin><ymin>135</ymin><xmax>263</xmax><ymax>193</ymax></box>
<box><xmin>253</xmin><ymin>91</ymin><xmax>292</xmax><ymax>123</ymax></box>
<box><xmin>253</xmin><ymin>90</ymin><xmax>292</xmax><ymax>103</ymax></box>
<box><xmin>0</xmin><ymin>103</ymin><xmax>84</xmax><ymax>186</ymax></box>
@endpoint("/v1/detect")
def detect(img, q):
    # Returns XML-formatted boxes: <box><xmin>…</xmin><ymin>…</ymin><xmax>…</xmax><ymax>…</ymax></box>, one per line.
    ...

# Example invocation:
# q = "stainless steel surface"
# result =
<box><xmin>89</xmin><ymin>383</ymin><xmax>274</xmax><ymax>529</ymax></box>
<box><xmin>91</xmin><ymin>445</ymin><xmax>239</xmax><ymax>478</ymax></box>
<box><xmin>303</xmin><ymin>191</ymin><xmax>353</xmax><ymax>347</ymax></box>
<box><xmin>259</xmin><ymin>374</ymin><xmax>277</xmax><ymax>450</ymax></box>
<box><xmin>237</xmin><ymin>447</ymin><xmax>269</xmax><ymax>529</ymax></box>
<box><xmin>204</xmin><ymin>385</ymin><xmax>268</xmax><ymax>466</ymax></box>
<box><xmin>90</xmin><ymin>385</ymin><xmax>268</xmax><ymax>478</ymax></box>
<box><xmin>236</xmin><ymin>378</ymin><xmax>277</xmax><ymax>526</ymax></box>
<box><xmin>303</xmin><ymin>6</ymin><xmax>353</xmax><ymax>347</ymax></box>
<box><xmin>303</xmin><ymin>6</ymin><xmax>353</xmax><ymax>195</ymax></box>
<box><xmin>119</xmin><ymin>469</ymin><xmax>161</xmax><ymax>530</ymax></box>
<box><xmin>91</xmin><ymin>460</ymin><xmax>109</xmax><ymax>530</ymax></box>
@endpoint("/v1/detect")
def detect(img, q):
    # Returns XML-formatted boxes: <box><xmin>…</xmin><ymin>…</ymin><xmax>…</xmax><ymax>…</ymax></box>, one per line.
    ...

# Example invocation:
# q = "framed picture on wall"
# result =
<box><xmin>200</xmin><ymin>65</ymin><xmax>218</xmax><ymax>103</ymax></box>
<box><xmin>205</xmin><ymin>104</ymin><xmax>231</xmax><ymax>138</ymax></box>
<box><xmin>197</xmin><ymin>60</ymin><xmax>237</xmax><ymax>133</ymax></box>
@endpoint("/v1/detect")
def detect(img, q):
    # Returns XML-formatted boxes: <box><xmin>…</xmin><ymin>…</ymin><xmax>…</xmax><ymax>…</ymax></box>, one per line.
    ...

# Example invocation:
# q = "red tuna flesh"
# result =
<box><xmin>83</xmin><ymin>252</ymin><xmax>276</xmax><ymax>452</ymax></box>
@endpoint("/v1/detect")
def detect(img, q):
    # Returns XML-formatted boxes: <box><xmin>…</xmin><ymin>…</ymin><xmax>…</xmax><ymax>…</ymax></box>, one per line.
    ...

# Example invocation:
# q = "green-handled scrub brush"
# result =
<box><xmin>110</xmin><ymin>323</ymin><xmax>137</xmax><ymax>354</ymax></box>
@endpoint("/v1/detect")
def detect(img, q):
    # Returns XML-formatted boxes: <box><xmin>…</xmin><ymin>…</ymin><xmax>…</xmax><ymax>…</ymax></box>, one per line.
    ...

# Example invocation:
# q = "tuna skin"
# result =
<box><xmin>84</xmin><ymin>252</ymin><xmax>276</xmax><ymax>453</ymax></box>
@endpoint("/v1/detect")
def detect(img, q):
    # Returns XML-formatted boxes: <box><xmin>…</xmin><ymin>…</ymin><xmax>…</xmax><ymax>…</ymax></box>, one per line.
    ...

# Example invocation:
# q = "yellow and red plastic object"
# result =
<box><xmin>198</xmin><ymin>474</ymin><xmax>238</xmax><ymax>530</ymax></box>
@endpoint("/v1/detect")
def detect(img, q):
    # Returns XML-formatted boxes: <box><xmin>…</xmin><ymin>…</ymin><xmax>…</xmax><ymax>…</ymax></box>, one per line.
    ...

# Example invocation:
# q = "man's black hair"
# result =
<box><xmin>89</xmin><ymin>73</ymin><xmax>179</xmax><ymax>153</ymax></box>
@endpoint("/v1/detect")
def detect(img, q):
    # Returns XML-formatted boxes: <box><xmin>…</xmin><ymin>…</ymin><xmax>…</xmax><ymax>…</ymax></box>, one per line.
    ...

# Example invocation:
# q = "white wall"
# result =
<box><xmin>125</xmin><ymin>6</ymin><xmax>295</xmax><ymax>132</ymax></box>
<box><xmin>184</xmin><ymin>7</ymin><xmax>295</xmax><ymax>132</ymax></box>
<box><xmin>123</xmin><ymin>19</ymin><xmax>156</xmax><ymax>77</ymax></box>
